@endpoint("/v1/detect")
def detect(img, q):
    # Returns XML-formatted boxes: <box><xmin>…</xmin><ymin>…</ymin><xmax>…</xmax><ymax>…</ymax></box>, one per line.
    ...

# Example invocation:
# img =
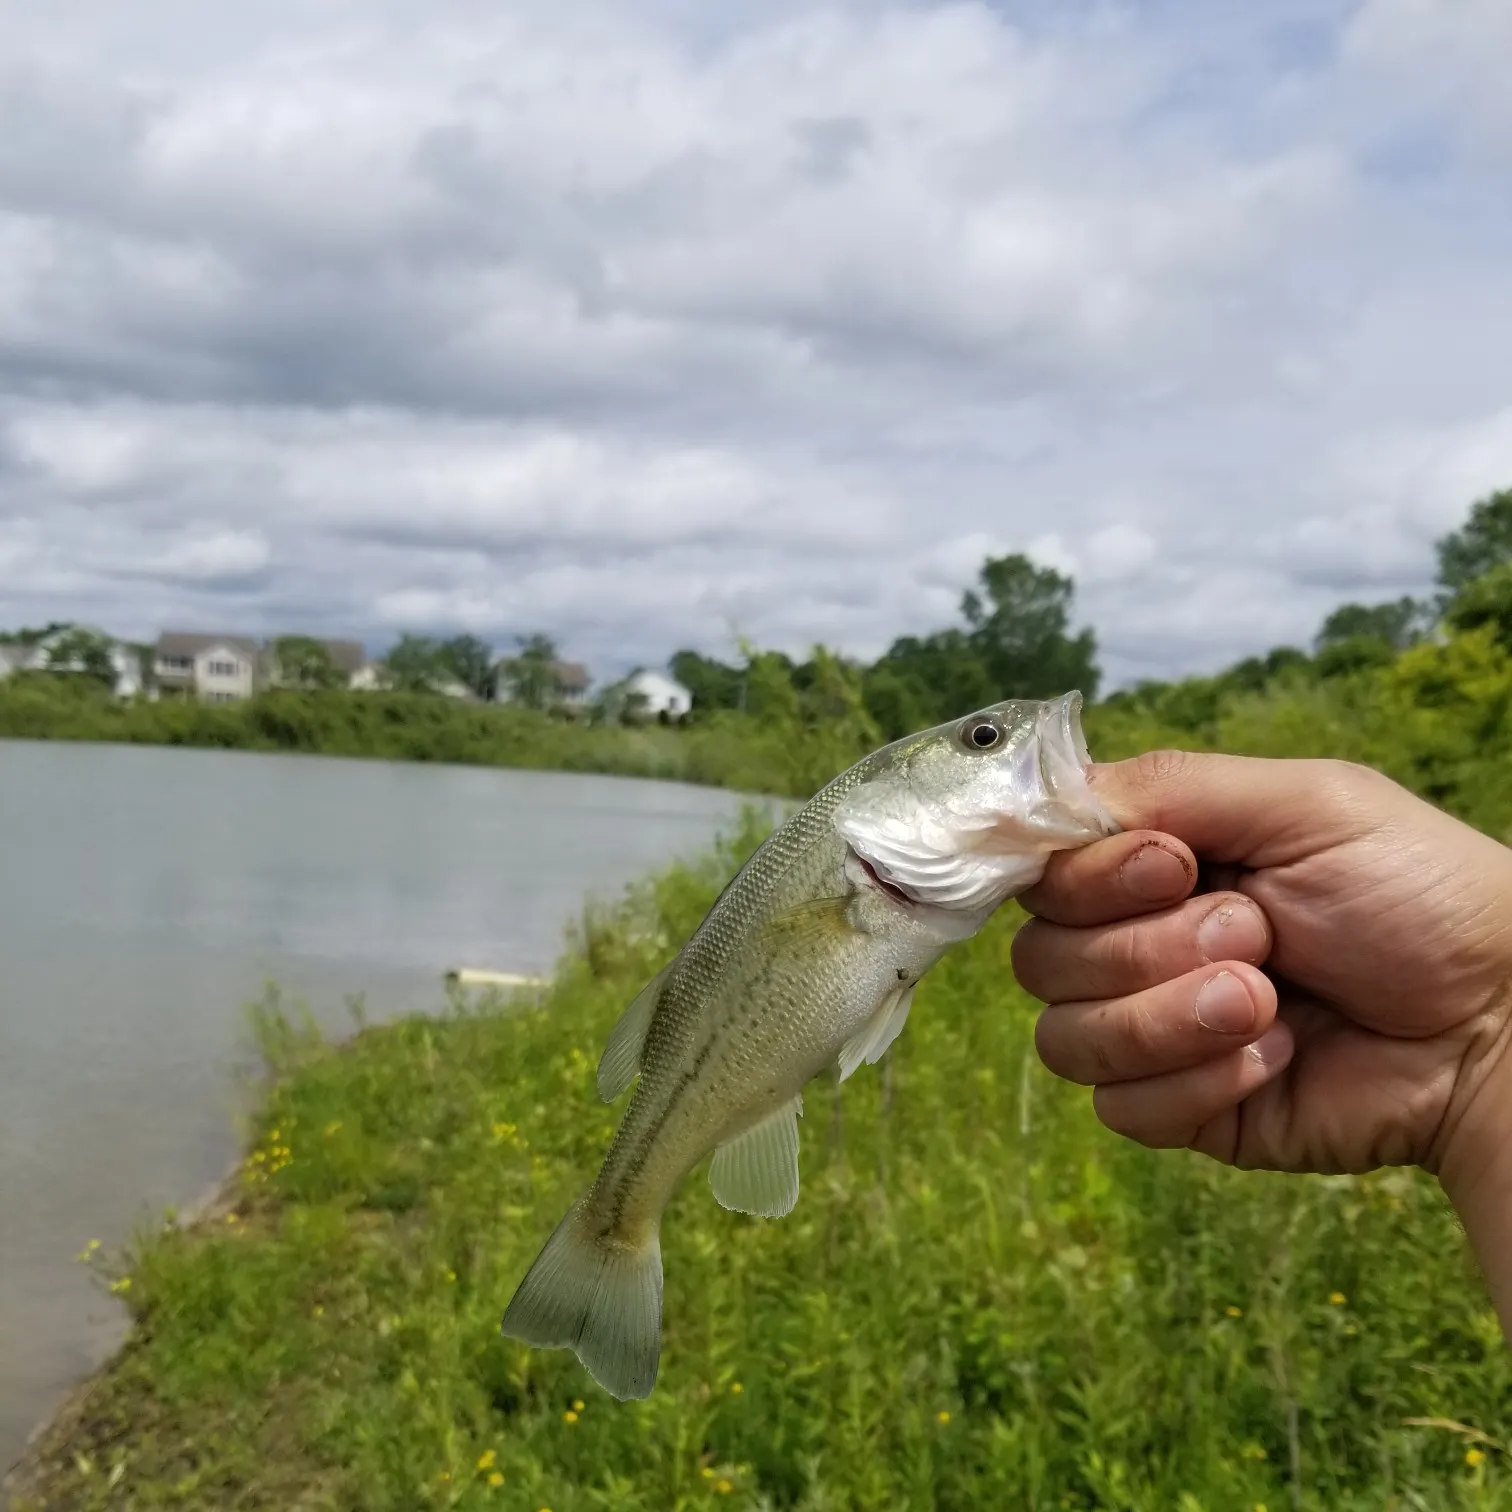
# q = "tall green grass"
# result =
<box><xmin>14</xmin><ymin>814</ymin><xmax>1511</xmax><ymax>1511</ymax></box>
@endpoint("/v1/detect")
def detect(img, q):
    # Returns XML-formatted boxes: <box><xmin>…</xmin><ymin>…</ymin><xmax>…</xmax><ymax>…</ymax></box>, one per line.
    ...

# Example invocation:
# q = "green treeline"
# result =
<box><xmin>8</xmin><ymin>488</ymin><xmax>1512</xmax><ymax>832</ymax></box>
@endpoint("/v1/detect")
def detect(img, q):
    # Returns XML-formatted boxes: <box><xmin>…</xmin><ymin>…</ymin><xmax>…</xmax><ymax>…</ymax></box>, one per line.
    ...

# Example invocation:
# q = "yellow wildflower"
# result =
<box><xmin>702</xmin><ymin>1467</ymin><xmax>716</xmax><ymax>1479</ymax></box>
<box><xmin>572</xmin><ymin>1399</ymin><xmax>585</xmax><ymax>1411</ymax></box>
<box><xmin>1225</xmin><ymin>1305</ymin><xmax>1242</xmax><ymax>1318</ymax></box>
<box><xmin>488</xmin><ymin>1471</ymin><xmax>504</xmax><ymax>1487</ymax></box>
<box><xmin>87</xmin><ymin>1239</ymin><xmax>101</xmax><ymax>1251</ymax></box>
<box><xmin>715</xmin><ymin>1481</ymin><xmax>734</xmax><ymax>1495</ymax></box>
<box><xmin>1467</xmin><ymin>1447</ymin><xmax>1487</xmax><ymax>1468</ymax></box>
<box><xmin>730</xmin><ymin>1381</ymin><xmax>744</xmax><ymax>1395</ymax></box>
<box><xmin>225</xmin><ymin>1213</ymin><xmax>240</xmax><ymax>1225</ymax></box>
<box><xmin>445</xmin><ymin>1269</ymin><xmax>457</xmax><ymax>1284</ymax></box>
<box><xmin>936</xmin><ymin>1410</ymin><xmax>951</xmax><ymax>1425</ymax></box>
<box><xmin>1329</xmin><ymin>1291</ymin><xmax>1347</xmax><ymax>1306</ymax></box>
<box><xmin>477</xmin><ymin>1449</ymin><xmax>496</xmax><ymax>1471</ymax></box>
<box><xmin>563</xmin><ymin>1410</ymin><xmax>579</xmax><ymax>1424</ymax></box>
<box><xmin>109</xmin><ymin>1277</ymin><xmax>132</xmax><ymax>1294</ymax></box>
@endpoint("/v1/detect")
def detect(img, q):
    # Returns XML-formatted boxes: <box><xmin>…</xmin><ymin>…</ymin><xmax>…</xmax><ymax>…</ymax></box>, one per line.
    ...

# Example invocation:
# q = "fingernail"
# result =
<box><xmin>1195</xmin><ymin>971</ymin><xmax>1255</xmax><ymax>1034</ymax></box>
<box><xmin>1245</xmin><ymin>1024</ymin><xmax>1293</xmax><ymax>1070</ymax></box>
<box><xmin>1119</xmin><ymin>842</ymin><xmax>1190</xmax><ymax>902</ymax></box>
<box><xmin>1197</xmin><ymin>901</ymin><xmax>1267</xmax><ymax>964</ymax></box>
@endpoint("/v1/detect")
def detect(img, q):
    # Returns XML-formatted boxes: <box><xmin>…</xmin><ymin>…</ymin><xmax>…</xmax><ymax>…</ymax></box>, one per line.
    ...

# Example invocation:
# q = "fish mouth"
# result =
<box><xmin>1035</xmin><ymin>691</ymin><xmax>1119</xmax><ymax>836</ymax></box>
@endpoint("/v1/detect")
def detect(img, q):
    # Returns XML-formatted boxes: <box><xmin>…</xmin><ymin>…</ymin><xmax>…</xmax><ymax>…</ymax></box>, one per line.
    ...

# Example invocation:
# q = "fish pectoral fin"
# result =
<box><xmin>597</xmin><ymin>962</ymin><xmax>671</xmax><ymax>1102</ymax></box>
<box><xmin>837</xmin><ymin>983</ymin><xmax>915</xmax><ymax>1082</ymax></box>
<box><xmin>709</xmin><ymin>1094</ymin><xmax>804</xmax><ymax>1219</ymax></box>
<box><xmin>756</xmin><ymin>895</ymin><xmax>855</xmax><ymax>950</ymax></box>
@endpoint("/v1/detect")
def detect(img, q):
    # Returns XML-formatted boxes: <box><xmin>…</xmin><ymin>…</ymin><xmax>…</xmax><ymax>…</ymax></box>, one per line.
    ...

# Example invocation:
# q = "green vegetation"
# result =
<box><xmin>13</xmin><ymin>814</ymin><xmax>1511</xmax><ymax>1510</ymax></box>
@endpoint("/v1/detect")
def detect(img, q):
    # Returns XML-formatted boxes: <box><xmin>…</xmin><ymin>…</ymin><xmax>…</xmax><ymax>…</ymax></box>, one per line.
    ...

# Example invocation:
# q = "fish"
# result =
<box><xmin>500</xmin><ymin>691</ymin><xmax>1119</xmax><ymax>1399</ymax></box>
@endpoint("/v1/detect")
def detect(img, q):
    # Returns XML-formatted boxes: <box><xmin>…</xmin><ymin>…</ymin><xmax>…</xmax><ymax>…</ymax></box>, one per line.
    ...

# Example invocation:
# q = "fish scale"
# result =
<box><xmin>501</xmin><ymin>693</ymin><xmax>1118</xmax><ymax>1399</ymax></box>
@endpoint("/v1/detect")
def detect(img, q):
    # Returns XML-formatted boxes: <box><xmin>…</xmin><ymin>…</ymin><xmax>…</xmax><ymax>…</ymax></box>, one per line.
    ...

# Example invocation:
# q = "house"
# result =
<box><xmin>622</xmin><ymin>668</ymin><xmax>693</xmax><ymax>721</ymax></box>
<box><xmin>0</xmin><ymin>642</ymin><xmax>36</xmax><ymax>680</ymax></box>
<box><xmin>29</xmin><ymin>627</ymin><xmax>144</xmax><ymax>699</ymax></box>
<box><xmin>155</xmin><ymin>633</ymin><xmax>260</xmax><ymax>702</ymax></box>
<box><xmin>550</xmin><ymin>660</ymin><xmax>591</xmax><ymax>712</ymax></box>
<box><xmin>348</xmin><ymin>661</ymin><xmax>392</xmax><ymax>692</ymax></box>
<box><xmin>263</xmin><ymin>636</ymin><xmax>368</xmax><ymax>689</ymax></box>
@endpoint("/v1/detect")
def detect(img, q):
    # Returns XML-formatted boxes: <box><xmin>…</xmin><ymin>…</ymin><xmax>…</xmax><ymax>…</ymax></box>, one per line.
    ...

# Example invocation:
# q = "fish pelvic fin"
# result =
<box><xmin>500</xmin><ymin>1199</ymin><xmax>663</xmax><ymax>1401</ymax></box>
<box><xmin>597</xmin><ymin>962</ymin><xmax>672</xmax><ymax>1102</ymax></box>
<box><xmin>838</xmin><ymin>982</ymin><xmax>915</xmax><ymax>1082</ymax></box>
<box><xmin>710</xmin><ymin>1093</ymin><xmax>803</xmax><ymax>1218</ymax></box>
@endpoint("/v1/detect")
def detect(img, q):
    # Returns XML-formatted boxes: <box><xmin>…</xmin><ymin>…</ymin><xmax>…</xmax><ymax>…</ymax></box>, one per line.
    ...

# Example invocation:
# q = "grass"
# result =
<box><xmin>11</xmin><ymin>814</ymin><xmax>1512</xmax><ymax>1511</ymax></box>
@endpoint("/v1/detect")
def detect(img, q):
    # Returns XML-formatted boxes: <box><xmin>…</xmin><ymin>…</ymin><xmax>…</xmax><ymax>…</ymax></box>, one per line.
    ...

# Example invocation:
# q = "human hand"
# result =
<box><xmin>1012</xmin><ymin>752</ymin><xmax>1512</xmax><ymax>1290</ymax></box>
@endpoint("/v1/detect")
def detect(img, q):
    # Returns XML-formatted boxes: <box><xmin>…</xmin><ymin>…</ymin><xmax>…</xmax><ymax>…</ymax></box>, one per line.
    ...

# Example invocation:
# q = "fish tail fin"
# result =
<box><xmin>500</xmin><ymin>1198</ymin><xmax>663</xmax><ymax>1401</ymax></box>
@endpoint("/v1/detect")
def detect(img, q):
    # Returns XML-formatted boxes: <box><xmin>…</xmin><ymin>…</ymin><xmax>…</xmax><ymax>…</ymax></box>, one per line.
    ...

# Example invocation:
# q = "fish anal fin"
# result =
<box><xmin>709</xmin><ymin>1094</ymin><xmax>803</xmax><ymax>1219</ymax></box>
<box><xmin>837</xmin><ymin>982</ymin><xmax>915</xmax><ymax>1082</ymax></box>
<box><xmin>597</xmin><ymin>962</ymin><xmax>671</xmax><ymax>1102</ymax></box>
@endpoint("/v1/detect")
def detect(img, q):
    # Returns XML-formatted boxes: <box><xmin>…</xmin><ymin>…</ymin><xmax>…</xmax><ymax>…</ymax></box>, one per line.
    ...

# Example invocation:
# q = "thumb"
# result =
<box><xmin>1085</xmin><ymin>750</ymin><xmax>1385</xmax><ymax>867</ymax></box>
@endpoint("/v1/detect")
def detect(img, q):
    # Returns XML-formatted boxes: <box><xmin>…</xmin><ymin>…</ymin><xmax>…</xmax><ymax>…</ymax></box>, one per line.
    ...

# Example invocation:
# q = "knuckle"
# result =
<box><xmin>1101</xmin><ymin>920</ymin><xmax>1165</xmax><ymax>985</ymax></box>
<box><xmin>1119</xmin><ymin>996</ymin><xmax>1162</xmax><ymax>1064</ymax></box>
<box><xmin>1135</xmin><ymin>748</ymin><xmax>1192</xmax><ymax>789</ymax></box>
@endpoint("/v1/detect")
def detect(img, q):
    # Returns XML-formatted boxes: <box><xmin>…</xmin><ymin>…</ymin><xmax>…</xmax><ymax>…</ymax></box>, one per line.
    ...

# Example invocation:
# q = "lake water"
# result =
<box><xmin>0</xmin><ymin>740</ymin><xmax>760</xmax><ymax>1471</ymax></box>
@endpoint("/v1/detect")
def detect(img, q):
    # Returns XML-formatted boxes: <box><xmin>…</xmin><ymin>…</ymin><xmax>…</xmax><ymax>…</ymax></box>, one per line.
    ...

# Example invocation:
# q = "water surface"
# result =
<box><xmin>0</xmin><ymin>740</ymin><xmax>758</xmax><ymax>1469</ymax></box>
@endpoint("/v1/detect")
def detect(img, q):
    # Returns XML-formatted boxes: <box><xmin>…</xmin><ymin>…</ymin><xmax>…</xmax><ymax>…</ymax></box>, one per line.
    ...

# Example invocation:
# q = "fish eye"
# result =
<box><xmin>963</xmin><ymin>720</ymin><xmax>1002</xmax><ymax>751</ymax></box>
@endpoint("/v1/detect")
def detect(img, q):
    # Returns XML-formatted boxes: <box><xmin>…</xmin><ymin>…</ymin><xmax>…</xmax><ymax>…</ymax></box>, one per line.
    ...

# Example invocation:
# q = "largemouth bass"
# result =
<box><xmin>501</xmin><ymin>692</ymin><xmax>1118</xmax><ymax>1398</ymax></box>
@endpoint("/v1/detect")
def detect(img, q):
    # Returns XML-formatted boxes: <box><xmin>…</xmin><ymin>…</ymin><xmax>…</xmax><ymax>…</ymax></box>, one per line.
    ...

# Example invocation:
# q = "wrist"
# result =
<box><xmin>1435</xmin><ymin>1016</ymin><xmax>1512</xmax><ymax>1331</ymax></box>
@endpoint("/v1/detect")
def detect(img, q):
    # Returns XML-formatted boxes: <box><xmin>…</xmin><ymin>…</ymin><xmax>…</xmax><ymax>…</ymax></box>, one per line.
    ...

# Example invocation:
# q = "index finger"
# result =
<box><xmin>1021</xmin><ymin>829</ymin><xmax>1198</xmax><ymax>927</ymax></box>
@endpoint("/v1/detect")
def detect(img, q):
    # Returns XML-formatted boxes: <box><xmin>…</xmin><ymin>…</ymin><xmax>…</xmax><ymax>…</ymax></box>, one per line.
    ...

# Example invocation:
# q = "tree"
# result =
<box><xmin>1436</xmin><ymin>487</ymin><xmax>1512</xmax><ymax>594</ymax></box>
<box><xmin>669</xmin><ymin>650</ymin><xmax>744</xmax><ymax>713</ymax></box>
<box><xmin>273</xmin><ymin>636</ymin><xmax>343</xmax><ymax>691</ymax></box>
<box><xmin>867</xmin><ymin>629</ymin><xmax>996</xmax><ymax>732</ymax></box>
<box><xmin>1444</xmin><ymin>561</ymin><xmax>1512</xmax><ymax>653</ymax></box>
<box><xmin>440</xmin><ymin>636</ymin><xmax>497</xmax><ymax>700</ymax></box>
<box><xmin>385</xmin><ymin>634</ymin><xmax>449</xmax><ymax>693</ymax></box>
<box><xmin>497</xmin><ymin>634</ymin><xmax>559</xmax><ymax>711</ymax></box>
<box><xmin>1315</xmin><ymin>598</ymin><xmax>1424</xmax><ymax>653</ymax></box>
<box><xmin>960</xmin><ymin>554</ymin><xmax>1101</xmax><ymax>702</ymax></box>
<box><xmin>42</xmin><ymin>627</ymin><xmax>116</xmax><ymax>686</ymax></box>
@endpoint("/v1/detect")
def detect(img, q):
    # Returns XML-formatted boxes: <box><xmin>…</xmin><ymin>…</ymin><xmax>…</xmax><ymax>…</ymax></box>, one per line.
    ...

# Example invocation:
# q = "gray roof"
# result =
<box><xmin>315</xmin><ymin>638</ymin><xmax>366</xmax><ymax>675</ymax></box>
<box><xmin>550</xmin><ymin>659</ymin><xmax>590</xmax><ymax>691</ymax></box>
<box><xmin>156</xmin><ymin>632</ymin><xmax>260</xmax><ymax>659</ymax></box>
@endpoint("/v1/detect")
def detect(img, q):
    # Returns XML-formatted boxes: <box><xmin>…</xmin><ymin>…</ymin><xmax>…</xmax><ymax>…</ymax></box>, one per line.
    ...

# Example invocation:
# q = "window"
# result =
<box><xmin>159</xmin><ymin>655</ymin><xmax>193</xmax><ymax>672</ymax></box>
<box><xmin>206</xmin><ymin>659</ymin><xmax>240</xmax><ymax>678</ymax></box>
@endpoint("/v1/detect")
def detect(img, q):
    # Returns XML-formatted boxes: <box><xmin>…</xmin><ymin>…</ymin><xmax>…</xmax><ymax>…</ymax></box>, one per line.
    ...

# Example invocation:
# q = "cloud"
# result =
<box><xmin>0</xmin><ymin>0</ymin><xmax>1510</xmax><ymax>689</ymax></box>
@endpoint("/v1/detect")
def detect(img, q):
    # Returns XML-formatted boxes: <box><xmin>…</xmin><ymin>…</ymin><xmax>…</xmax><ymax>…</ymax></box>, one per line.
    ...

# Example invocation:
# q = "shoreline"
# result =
<box><xmin>2</xmin><ymin>1149</ymin><xmax>249</xmax><ymax>1504</ymax></box>
<box><xmin>2</xmin><ymin>973</ymin><xmax>558</xmax><ymax>1505</ymax></box>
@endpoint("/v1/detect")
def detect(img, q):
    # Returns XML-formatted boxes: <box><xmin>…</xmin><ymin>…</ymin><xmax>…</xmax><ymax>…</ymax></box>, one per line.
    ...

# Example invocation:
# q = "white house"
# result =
<box><xmin>29</xmin><ymin>627</ymin><xmax>144</xmax><ymax>699</ymax></box>
<box><xmin>0</xmin><ymin>642</ymin><xmax>36</xmax><ymax>681</ymax></box>
<box><xmin>624</xmin><ymin>668</ymin><xmax>693</xmax><ymax>720</ymax></box>
<box><xmin>155</xmin><ymin>633</ymin><xmax>260</xmax><ymax>702</ymax></box>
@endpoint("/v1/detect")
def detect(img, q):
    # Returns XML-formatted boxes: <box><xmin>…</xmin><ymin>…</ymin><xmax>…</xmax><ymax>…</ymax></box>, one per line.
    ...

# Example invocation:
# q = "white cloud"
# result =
<box><xmin>0</xmin><ymin>1</ymin><xmax>1509</xmax><ymax>689</ymax></box>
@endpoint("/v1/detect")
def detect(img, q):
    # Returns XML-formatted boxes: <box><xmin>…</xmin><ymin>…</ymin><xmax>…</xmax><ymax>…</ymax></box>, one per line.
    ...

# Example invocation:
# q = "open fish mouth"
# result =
<box><xmin>1035</xmin><ymin>691</ymin><xmax>1119</xmax><ymax>835</ymax></box>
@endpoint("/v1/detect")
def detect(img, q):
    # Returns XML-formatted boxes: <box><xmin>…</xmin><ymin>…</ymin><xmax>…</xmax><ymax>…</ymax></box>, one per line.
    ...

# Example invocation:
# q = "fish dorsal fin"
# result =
<box><xmin>837</xmin><ymin>982</ymin><xmax>915</xmax><ymax>1082</ymax></box>
<box><xmin>709</xmin><ymin>1094</ymin><xmax>804</xmax><ymax>1218</ymax></box>
<box><xmin>597</xmin><ymin>962</ymin><xmax>671</xmax><ymax>1102</ymax></box>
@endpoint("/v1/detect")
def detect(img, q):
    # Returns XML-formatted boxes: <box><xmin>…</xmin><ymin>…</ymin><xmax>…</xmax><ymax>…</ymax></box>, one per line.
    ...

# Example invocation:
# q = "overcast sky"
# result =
<box><xmin>2</xmin><ymin>0</ymin><xmax>1511</xmax><ymax>688</ymax></box>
